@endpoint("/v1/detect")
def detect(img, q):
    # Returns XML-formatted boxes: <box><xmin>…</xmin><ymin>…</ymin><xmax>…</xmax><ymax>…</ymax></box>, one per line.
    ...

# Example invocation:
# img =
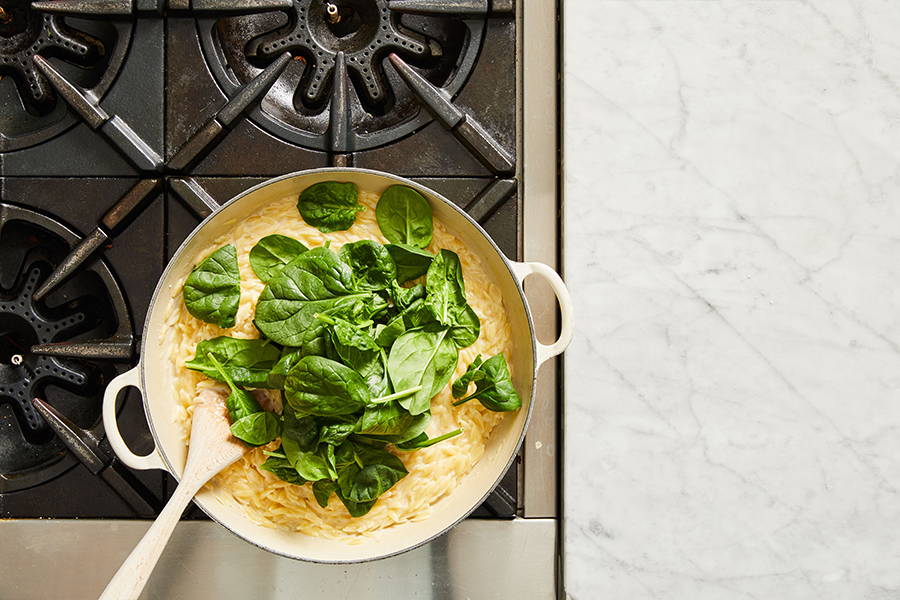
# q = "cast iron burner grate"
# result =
<box><xmin>198</xmin><ymin>0</ymin><xmax>483</xmax><ymax>150</ymax></box>
<box><xmin>0</xmin><ymin>203</ymin><xmax>131</xmax><ymax>492</ymax></box>
<box><xmin>0</xmin><ymin>3</ymin><xmax>131</xmax><ymax>151</ymax></box>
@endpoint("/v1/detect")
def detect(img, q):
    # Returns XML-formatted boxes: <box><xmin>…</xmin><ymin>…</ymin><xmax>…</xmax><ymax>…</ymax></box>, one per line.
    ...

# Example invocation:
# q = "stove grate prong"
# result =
<box><xmin>328</xmin><ymin>51</ymin><xmax>354</xmax><ymax>166</ymax></box>
<box><xmin>32</xmin><ymin>0</ymin><xmax>292</xmax><ymax>15</ymax></box>
<box><xmin>387</xmin><ymin>0</ymin><xmax>488</xmax><ymax>16</ymax></box>
<box><xmin>169</xmin><ymin>177</ymin><xmax>220</xmax><ymax>219</ymax></box>
<box><xmin>169</xmin><ymin>52</ymin><xmax>292</xmax><ymax>171</ymax></box>
<box><xmin>31</xmin><ymin>0</ymin><xmax>132</xmax><ymax>15</ymax></box>
<box><xmin>30</xmin><ymin>337</ymin><xmax>133</xmax><ymax>361</ymax></box>
<box><xmin>33</xmin><ymin>179</ymin><xmax>162</xmax><ymax>302</ymax></box>
<box><xmin>31</xmin><ymin>56</ymin><xmax>164</xmax><ymax>172</ymax></box>
<box><xmin>465</xmin><ymin>178</ymin><xmax>517</xmax><ymax>223</ymax></box>
<box><xmin>387</xmin><ymin>53</ymin><xmax>514</xmax><ymax>174</ymax></box>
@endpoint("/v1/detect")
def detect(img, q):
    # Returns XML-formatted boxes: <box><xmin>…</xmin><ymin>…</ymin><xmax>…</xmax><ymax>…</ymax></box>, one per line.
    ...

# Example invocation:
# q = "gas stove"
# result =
<box><xmin>0</xmin><ymin>1</ymin><xmax>560</xmax><ymax>597</ymax></box>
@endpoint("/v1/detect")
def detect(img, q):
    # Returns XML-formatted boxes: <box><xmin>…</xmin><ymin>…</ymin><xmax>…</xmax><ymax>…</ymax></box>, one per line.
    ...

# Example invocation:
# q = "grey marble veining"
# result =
<box><xmin>563</xmin><ymin>1</ymin><xmax>900</xmax><ymax>598</ymax></box>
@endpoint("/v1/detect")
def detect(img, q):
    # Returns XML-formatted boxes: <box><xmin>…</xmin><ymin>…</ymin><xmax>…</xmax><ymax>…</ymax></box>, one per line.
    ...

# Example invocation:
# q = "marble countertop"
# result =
<box><xmin>563</xmin><ymin>1</ymin><xmax>900</xmax><ymax>598</ymax></box>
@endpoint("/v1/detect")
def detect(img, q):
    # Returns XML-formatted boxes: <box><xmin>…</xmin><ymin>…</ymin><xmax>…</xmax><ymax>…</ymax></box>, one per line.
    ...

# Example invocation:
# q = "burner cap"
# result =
<box><xmin>198</xmin><ymin>1</ymin><xmax>484</xmax><ymax>151</ymax></box>
<box><xmin>0</xmin><ymin>4</ymin><xmax>132</xmax><ymax>151</ymax></box>
<box><xmin>0</xmin><ymin>204</ymin><xmax>132</xmax><ymax>492</ymax></box>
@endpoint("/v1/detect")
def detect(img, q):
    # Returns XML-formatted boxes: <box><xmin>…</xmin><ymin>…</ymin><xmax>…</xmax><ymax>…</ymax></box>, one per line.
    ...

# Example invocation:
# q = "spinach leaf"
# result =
<box><xmin>254</xmin><ymin>247</ymin><xmax>373</xmax><ymax>347</ymax></box>
<box><xmin>260</xmin><ymin>452</ymin><xmax>306</xmax><ymax>485</ymax></box>
<box><xmin>267</xmin><ymin>348</ymin><xmax>304</xmax><ymax>388</ymax></box>
<box><xmin>318</xmin><ymin>421</ymin><xmax>357</xmax><ymax>446</ymax></box>
<box><xmin>249</xmin><ymin>234</ymin><xmax>308</xmax><ymax>282</ymax></box>
<box><xmin>424</xmin><ymin>250</ymin><xmax>480</xmax><ymax>348</ymax></box>
<box><xmin>230</xmin><ymin>411</ymin><xmax>281</xmax><ymax>446</ymax></box>
<box><xmin>312</xmin><ymin>480</ymin><xmax>337</xmax><ymax>508</ymax></box>
<box><xmin>451</xmin><ymin>353</ymin><xmax>522</xmax><ymax>412</ymax></box>
<box><xmin>281</xmin><ymin>411</ymin><xmax>318</xmax><ymax>466</ymax></box>
<box><xmin>375</xmin><ymin>185</ymin><xmax>433</xmax><ymax>248</ymax></box>
<box><xmin>182</xmin><ymin>244</ymin><xmax>241</xmax><ymax>328</ymax></box>
<box><xmin>387</xmin><ymin>328</ymin><xmax>458</xmax><ymax>415</ymax></box>
<box><xmin>205</xmin><ymin>353</ymin><xmax>261</xmax><ymax>422</ymax></box>
<box><xmin>337</xmin><ymin>493</ymin><xmax>375</xmax><ymax>518</ymax></box>
<box><xmin>451</xmin><ymin>354</ymin><xmax>485</xmax><ymax>398</ymax></box>
<box><xmin>355</xmin><ymin>402</ymin><xmax>430</xmax><ymax>442</ymax></box>
<box><xmin>284</xmin><ymin>356</ymin><xmax>370</xmax><ymax>416</ymax></box>
<box><xmin>290</xmin><ymin>450</ymin><xmax>331</xmax><ymax>481</ymax></box>
<box><xmin>375</xmin><ymin>316</ymin><xmax>405</xmax><ymax>348</ymax></box>
<box><xmin>425</xmin><ymin>249</ymin><xmax>467</xmax><ymax>324</ymax></box>
<box><xmin>396</xmin><ymin>428</ymin><xmax>463</xmax><ymax>450</ymax></box>
<box><xmin>339</xmin><ymin>240</ymin><xmax>396</xmax><ymax>291</ymax></box>
<box><xmin>298</xmin><ymin>181</ymin><xmax>364</xmax><ymax>233</ymax></box>
<box><xmin>386</xmin><ymin>244</ymin><xmax>433</xmax><ymax>283</ymax></box>
<box><xmin>322</xmin><ymin>315</ymin><xmax>388</xmax><ymax>396</ymax></box>
<box><xmin>344</xmin><ymin>446</ymin><xmax>407</xmax><ymax>503</ymax></box>
<box><xmin>185</xmin><ymin>336</ymin><xmax>281</xmax><ymax>389</ymax></box>
<box><xmin>448</xmin><ymin>304</ymin><xmax>480</xmax><ymax>348</ymax></box>
<box><xmin>389</xmin><ymin>281</ymin><xmax>426</xmax><ymax>309</ymax></box>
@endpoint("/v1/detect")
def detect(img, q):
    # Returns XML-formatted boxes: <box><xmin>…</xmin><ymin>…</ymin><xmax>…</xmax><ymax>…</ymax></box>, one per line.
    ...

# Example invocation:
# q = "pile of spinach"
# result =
<box><xmin>181</xmin><ymin>182</ymin><xmax>522</xmax><ymax>517</ymax></box>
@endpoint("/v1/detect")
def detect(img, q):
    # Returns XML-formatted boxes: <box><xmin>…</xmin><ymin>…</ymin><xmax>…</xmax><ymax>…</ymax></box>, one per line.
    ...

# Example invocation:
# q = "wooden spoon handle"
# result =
<box><xmin>98</xmin><ymin>475</ymin><xmax>202</xmax><ymax>600</ymax></box>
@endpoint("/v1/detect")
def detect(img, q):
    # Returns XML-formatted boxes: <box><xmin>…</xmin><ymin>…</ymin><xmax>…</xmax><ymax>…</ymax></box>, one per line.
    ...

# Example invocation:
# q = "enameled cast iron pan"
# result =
<box><xmin>102</xmin><ymin>168</ymin><xmax>573</xmax><ymax>563</ymax></box>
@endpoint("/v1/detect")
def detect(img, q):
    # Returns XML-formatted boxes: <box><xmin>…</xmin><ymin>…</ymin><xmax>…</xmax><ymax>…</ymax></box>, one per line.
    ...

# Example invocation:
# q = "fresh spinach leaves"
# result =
<box><xmin>249</xmin><ymin>234</ymin><xmax>308</xmax><ymax>282</ymax></box>
<box><xmin>182</xmin><ymin>244</ymin><xmax>241</xmax><ymax>328</ymax></box>
<box><xmin>298</xmin><ymin>181</ymin><xmax>364</xmax><ymax>233</ymax></box>
<box><xmin>230</xmin><ymin>411</ymin><xmax>281</xmax><ymax>446</ymax></box>
<box><xmin>284</xmin><ymin>356</ymin><xmax>370</xmax><ymax>416</ymax></box>
<box><xmin>339</xmin><ymin>240</ymin><xmax>396</xmax><ymax>291</ymax></box>
<box><xmin>451</xmin><ymin>353</ymin><xmax>522</xmax><ymax>412</ymax></box>
<box><xmin>387</xmin><ymin>328</ymin><xmax>458</xmax><ymax>415</ymax></box>
<box><xmin>185</xmin><ymin>336</ymin><xmax>281</xmax><ymax>389</ymax></box>
<box><xmin>375</xmin><ymin>185</ymin><xmax>433</xmax><ymax>248</ymax></box>
<box><xmin>205</xmin><ymin>353</ymin><xmax>262</xmax><ymax>422</ymax></box>
<box><xmin>254</xmin><ymin>247</ymin><xmax>373</xmax><ymax>347</ymax></box>
<box><xmin>396</xmin><ymin>428</ymin><xmax>463</xmax><ymax>450</ymax></box>
<box><xmin>386</xmin><ymin>244</ymin><xmax>433</xmax><ymax>283</ymax></box>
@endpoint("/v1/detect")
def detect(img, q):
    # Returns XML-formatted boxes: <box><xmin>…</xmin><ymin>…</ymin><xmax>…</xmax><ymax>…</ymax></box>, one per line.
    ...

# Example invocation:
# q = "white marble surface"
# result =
<box><xmin>563</xmin><ymin>1</ymin><xmax>900</xmax><ymax>598</ymax></box>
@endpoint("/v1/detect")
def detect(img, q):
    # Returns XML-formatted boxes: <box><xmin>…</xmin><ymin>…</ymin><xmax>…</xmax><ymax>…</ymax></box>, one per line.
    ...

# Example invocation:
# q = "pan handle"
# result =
<box><xmin>509</xmin><ymin>261</ymin><xmax>574</xmax><ymax>367</ymax></box>
<box><xmin>102</xmin><ymin>366</ymin><xmax>166</xmax><ymax>471</ymax></box>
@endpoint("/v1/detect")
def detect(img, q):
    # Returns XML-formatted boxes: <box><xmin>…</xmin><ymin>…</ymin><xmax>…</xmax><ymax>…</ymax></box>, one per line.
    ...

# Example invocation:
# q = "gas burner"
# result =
<box><xmin>0</xmin><ymin>4</ymin><xmax>131</xmax><ymax>151</ymax></box>
<box><xmin>0</xmin><ymin>204</ymin><xmax>132</xmax><ymax>492</ymax></box>
<box><xmin>198</xmin><ymin>0</ymin><xmax>484</xmax><ymax>150</ymax></box>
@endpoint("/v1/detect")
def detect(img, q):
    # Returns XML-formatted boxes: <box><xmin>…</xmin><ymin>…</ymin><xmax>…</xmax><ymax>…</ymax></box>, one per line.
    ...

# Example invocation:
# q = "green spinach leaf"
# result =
<box><xmin>284</xmin><ymin>356</ymin><xmax>370</xmax><ymax>416</ymax></box>
<box><xmin>298</xmin><ymin>181</ymin><xmax>364</xmax><ymax>233</ymax></box>
<box><xmin>451</xmin><ymin>353</ymin><xmax>522</xmax><ymax>412</ymax></box>
<box><xmin>424</xmin><ymin>250</ymin><xmax>480</xmax><ymax>348</ymax></box>
<box><xmin>322</xmin><ymin>315</ymin><xmax>388</xmax><ymax>397</ymax></box>
<box><xmin>260</xmin><ymin>451</ymin><xmax>306</xmax><ymax>485</ymax></box>
<box><xmin>389</xmin><ymin>281</ymin><xmax>426</xmax><ymax>309</ymax></box>
<box><xmin>318</xmin><ymin>421</ymin><xmax>357</xmax><ymax>446</ymax></box>
<box><xmin>254</xmin><ymin>247</ymin><xmax>373</xmax><ymax>347</ymax></box>
<box><xmin>281</xmin><ymin>411</ymin><xmax>318</xmax><ymax>466</ymax></box>
<box><xmin>205</xmin><ymin>353</ymin><xmax>261</xmax><ymax>422</ymax></box>
<box><xmin>451</xmin><ymin>354</ymin><xmax>485</xmax><ymax>398</ymax></box>
<box><xmin>375</xmin><ymin>185</ymin><xmax>433</xmax><ymax>248</ymax></box>
<box><xmin>375</xmin><ymin>316</ymin><xmax>406</xmax><ymax>348</ymax></box>
<box><xmin>387</xmin><ymin>328</ymin><xmax>458</xmax><ymax>415</ymax></box>
<box><xmin>230</xmin><ymin>411</ymin><xmax>281</xmax><ymax>446</ymax></box>
<box><xmin>355</xmin><ymin>402</ymin><xmax>430</xmax><ymax>442</ymax></box>
<box><xmin>185</xmin><ymin>336</ymin><xmax>281</xmax><ymax>389</ymax></box>
<box><xmin>339</xmin><ymin>240</ymin><xmax>396</xmax><ymax>291</ymax></box>
<box><xmin>386</xmin><ymin>244</ymin><xmax>433</xmax><ymax>283</ymax></box>
<box><xmin>249</xmin><ymin>234</ymin><xmax>308</xmax><ymax>282</ymax></box>
<box><xmin>183</xmin><ymin>244</ymin><xmax>241</xmax><ymax>328</ymax></box>
<box><xmin>312</xmin><ymin>480</ymin><xmax>337</xmax><ymax>508</ymax></box>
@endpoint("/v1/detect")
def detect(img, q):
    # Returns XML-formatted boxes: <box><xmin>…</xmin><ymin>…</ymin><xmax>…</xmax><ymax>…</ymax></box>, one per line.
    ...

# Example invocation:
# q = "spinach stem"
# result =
<box><xmin>411</xmin><ymin>428</ymin><xmax>463</xmax><ymax>448</ymax></box>
<box><xmin>370</xmin><ymin>385</ymin><xmax>424</xmax><ymax>404</ymax></box>
<box><xmin>314</xmin><ymin>313</ymin><xmax>336</xmax><ymax>325</ymax></box>
<box><xmin>263</xmin><ymin>450</ymin><xmax>287</xmax><ymax>459</ymax></box>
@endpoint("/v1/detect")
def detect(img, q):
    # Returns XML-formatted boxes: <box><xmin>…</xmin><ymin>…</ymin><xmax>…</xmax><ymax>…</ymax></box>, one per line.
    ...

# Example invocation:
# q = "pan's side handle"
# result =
<box><xmin>103</xmin><ymin>366</ymin><xmax>166</xmax><ymax>471</ymax></box>
<box><xmin>509</xmin><ymin>261</ymin><xmax>574</xmax><ymax>367</ymax></box>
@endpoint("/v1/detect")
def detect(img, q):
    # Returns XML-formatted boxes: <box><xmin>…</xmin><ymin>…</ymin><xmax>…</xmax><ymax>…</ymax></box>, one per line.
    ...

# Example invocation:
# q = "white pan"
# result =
<box><xmin>102</xmin><ymin>168</ymin><xmax>573</xmax><ymax>563</ymax></box>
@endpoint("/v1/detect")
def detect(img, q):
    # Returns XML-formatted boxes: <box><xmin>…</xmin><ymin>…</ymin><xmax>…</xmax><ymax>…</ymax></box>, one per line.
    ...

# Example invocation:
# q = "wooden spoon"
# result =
<box><xmin>98</xmin><ymin>402</ymin><xmax>248</xmax><ymax>600</ymax></box>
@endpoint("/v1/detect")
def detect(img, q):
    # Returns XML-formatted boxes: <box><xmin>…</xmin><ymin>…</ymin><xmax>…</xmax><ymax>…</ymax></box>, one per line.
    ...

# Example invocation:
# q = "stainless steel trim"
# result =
<box><xmin>522</xmin><ymin>0</ymin><xmax>560</xmax><ymax>518</ymax></box>
<box><xmin>0</xmin><ymin>519</ymin><xmax>557</xmax><ymax>599</ymax></box>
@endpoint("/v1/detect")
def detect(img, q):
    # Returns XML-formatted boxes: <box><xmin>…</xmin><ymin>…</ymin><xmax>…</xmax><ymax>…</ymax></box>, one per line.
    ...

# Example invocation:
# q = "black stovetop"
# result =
<box><xmin>0</xmin><ymin>1</ymin><xmax>519</xmax><ymax>520</ymax></box>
